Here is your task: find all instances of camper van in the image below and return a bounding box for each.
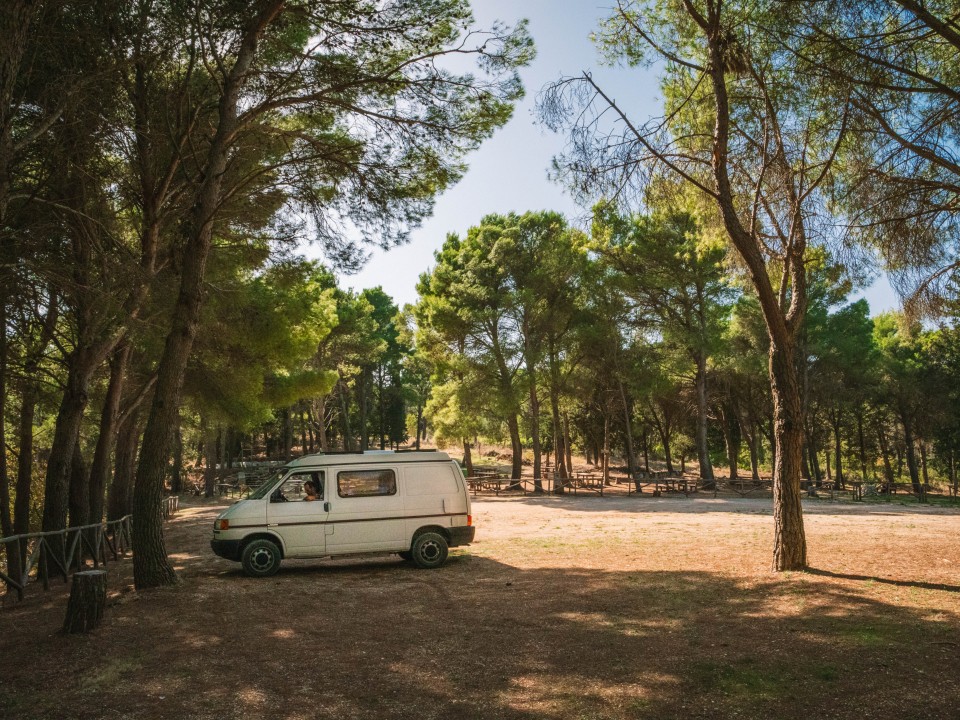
[210,451,474,577]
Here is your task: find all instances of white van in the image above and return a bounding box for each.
[210,451,474,577]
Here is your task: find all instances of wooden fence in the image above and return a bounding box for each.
[0,496,179,602]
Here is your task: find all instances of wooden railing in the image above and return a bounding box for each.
[0,496,179,602]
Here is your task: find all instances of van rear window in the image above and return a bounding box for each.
[337,469,397,498]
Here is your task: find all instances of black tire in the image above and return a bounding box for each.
[241,538,282,577]
[398,551,413,561]
[410,532,448,569]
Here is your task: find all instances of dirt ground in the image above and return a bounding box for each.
[2,493,959,720]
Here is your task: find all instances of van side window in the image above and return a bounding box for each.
[337,469,397,498]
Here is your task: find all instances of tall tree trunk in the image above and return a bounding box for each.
[918,440,929,487]
[694,353,714,482]
[618,379,637,481]
[282,408,292,461]
[13,377,37,574]
[313,401,328,452]
[170,418,183,494]
[950,448,957,497]
[721,403,739,482]
[900,407,921,494]
[750,424,761,482]
[358,369,369,451]
[769,339,807,570]
[506,412,523,482]
[0,298,12,585]
[522,334,543,491]
[808,435,822,485]
[41,359,96,536]
[856,412,868,481]
[107,409,140,520]
[833,412,844,489]
[88,342,130,525]
[462,439,474,477]
[602,411,610,484]
[642,427,650,473]
[68,440,89,529]
[133,3,284,589]
[337,380,353,451]
[203,425,217,498]
[563,412,573,475]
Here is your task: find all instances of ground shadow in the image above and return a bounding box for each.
[2,532,959,719]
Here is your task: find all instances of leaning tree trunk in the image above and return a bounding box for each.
[132,3,283,589]
[88,342,130,525]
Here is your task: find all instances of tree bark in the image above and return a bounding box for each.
[462,439,474,477]
[0,298,11,584]
[108,408,140,520]
[900,407,921,494]
[358,369,369,451]
[88,342,130,524]
[832,411,844,488]
[506,412,523,482]
[338,379,353,451]
[62,570,106,634]
[522,332,543,491]
[694,352,714,482]
[68,440,89,529]
[769,340,807,570]
[132,1,286,589]
[203,425,217,498]
[170,418,183,494]
[602,411,610,484]
[618,379,637,481]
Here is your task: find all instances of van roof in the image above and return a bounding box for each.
[287,450,451,468]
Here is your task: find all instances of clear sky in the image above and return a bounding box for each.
[326,0,899,315]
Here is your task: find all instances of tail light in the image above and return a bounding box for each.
[467,515,472,526]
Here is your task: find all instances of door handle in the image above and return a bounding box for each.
[324,501,330,512]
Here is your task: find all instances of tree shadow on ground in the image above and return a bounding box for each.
[2,540,959,720]
[501,493,960,518]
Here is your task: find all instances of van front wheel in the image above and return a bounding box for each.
[241,539,282,577]
[411,532,448,569]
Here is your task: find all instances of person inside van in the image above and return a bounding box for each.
[303,479,321,502]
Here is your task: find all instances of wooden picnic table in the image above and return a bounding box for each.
[722,478,773,497]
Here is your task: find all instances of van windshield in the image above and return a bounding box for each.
[247,470,288,500]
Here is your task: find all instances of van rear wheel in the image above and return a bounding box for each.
[410,532,448,569]
[241,539,282,577]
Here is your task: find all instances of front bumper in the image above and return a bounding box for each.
[211,538,243,561]
[448,526,476,547]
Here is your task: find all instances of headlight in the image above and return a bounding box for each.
[214,519,230,531]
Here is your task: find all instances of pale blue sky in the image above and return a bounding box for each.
[329,0,898,314]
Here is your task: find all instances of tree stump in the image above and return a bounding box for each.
[62,570,107,634]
